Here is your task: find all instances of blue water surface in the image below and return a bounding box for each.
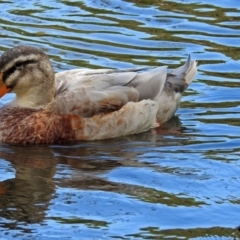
[0,0,240,239]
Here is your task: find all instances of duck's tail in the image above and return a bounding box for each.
[166,55,197,93]
[156,56,197,123]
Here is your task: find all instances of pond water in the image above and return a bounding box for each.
[0,0,240,239]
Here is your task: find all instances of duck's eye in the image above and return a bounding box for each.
[15,62,23,68]
[2,60,38,84]
[2,62,24,84]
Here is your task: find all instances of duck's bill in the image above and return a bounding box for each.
[0,73,10,98]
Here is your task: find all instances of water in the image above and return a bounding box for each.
[0,0,240,239]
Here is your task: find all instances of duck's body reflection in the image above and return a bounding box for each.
[0,147,57,228]
[0,116,184,229]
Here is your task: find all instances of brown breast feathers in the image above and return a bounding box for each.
[0,106,82,144]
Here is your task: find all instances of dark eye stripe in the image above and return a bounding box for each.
[2,66,16,84]
[2,60,37,87]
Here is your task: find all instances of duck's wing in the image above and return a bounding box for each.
[54,67,167,117]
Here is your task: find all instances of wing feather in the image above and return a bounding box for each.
[54,66,168,117]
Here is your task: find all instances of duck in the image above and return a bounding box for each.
[0,46,197,144]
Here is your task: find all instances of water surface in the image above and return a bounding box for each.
[0,0,240,239]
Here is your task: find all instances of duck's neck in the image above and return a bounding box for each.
[9,82,55,109]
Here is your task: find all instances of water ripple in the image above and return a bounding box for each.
[0,0,240,239]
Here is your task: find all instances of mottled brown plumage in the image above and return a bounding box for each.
[0,105,74,144]
[0,46,197,144]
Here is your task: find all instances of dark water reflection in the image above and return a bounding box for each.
[0,0,240,239]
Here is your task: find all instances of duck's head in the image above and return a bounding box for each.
[0,46,55,108]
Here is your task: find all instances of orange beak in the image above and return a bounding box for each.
[0,73,10,98]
